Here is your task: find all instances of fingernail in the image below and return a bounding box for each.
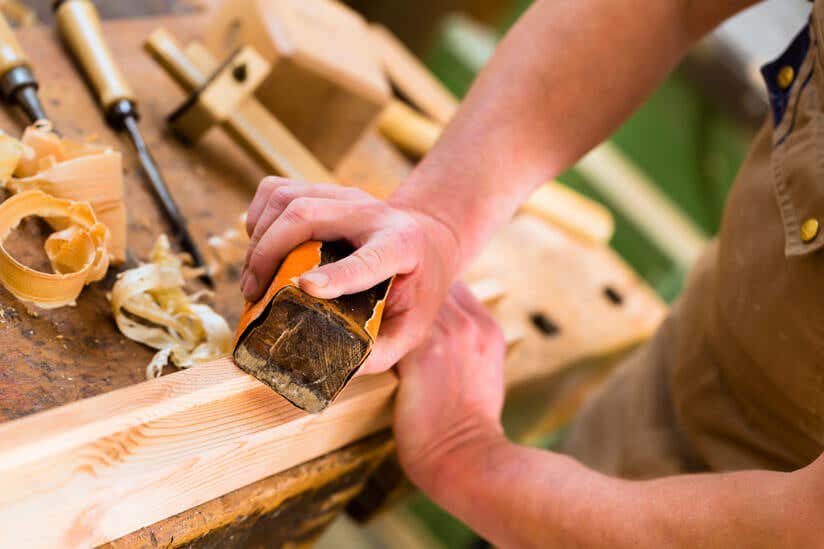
[242,271,258,298]
[301,271,329,288]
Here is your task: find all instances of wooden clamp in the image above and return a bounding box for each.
[145,29,392,413]
[168,45,271,144]
[145,28,332,183]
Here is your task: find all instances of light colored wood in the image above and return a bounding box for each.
[170,46,271,143]
[203,0,391,167]
[377,100,442,158]
[0,12,28,73]
[144,28,335,183]
[520,181,615,244]
[0,359,397,548]
[468,277,506,306]
[466,215,666,388]
[54,0,135,110]
[369,24,458,125]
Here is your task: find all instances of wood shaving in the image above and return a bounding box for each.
[110,235,232,379]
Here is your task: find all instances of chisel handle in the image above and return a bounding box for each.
[0,13,29,74]
[53,0,135,114]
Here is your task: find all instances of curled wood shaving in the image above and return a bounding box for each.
[0,190,110,308]
[111,235,232,379]
[7,125,127,262]
[0,126,126,308]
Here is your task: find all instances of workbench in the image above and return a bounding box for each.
[0,6,666,548]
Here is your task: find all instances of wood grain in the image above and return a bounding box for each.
[0,359,397,548]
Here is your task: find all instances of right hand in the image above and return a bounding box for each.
[242,177,461,374]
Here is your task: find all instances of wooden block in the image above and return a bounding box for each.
[204,0,391,168]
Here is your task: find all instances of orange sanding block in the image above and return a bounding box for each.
[233,240,391,413]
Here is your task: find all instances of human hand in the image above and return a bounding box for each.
[241,177,461,374]
[393,282,507,494]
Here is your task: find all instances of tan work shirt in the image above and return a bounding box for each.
[564,5,824,475]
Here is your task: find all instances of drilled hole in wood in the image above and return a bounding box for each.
[603,286,623,306]
[232,63,248,83]
[530,312,560,337]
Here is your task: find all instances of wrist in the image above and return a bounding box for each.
[402,420,509,499]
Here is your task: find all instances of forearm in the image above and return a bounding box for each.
[390,0,754,273]
[421,436,820,548]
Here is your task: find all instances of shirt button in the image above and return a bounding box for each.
[777,65,795,89]
[800,218,819,243]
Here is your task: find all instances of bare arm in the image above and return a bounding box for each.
[389,0,758,271]
[397,284,823,549]
[423,438,822,548]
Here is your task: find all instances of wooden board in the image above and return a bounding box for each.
[0,359,397,548]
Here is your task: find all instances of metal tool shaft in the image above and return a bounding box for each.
[122,114,212,286]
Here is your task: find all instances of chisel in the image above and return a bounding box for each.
[53,0,213,287]
[0,12,49,124]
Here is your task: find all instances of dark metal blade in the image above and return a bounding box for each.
[122,115,213,287]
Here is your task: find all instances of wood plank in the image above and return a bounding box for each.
[104,432,394,549]
[0,359,397,548]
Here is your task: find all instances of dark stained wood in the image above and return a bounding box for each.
[234,241,391,413]
[0,15,261,421]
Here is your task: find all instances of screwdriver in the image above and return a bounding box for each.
[53,0,213,287]
[0,12,49,124]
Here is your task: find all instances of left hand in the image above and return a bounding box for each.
[393,282,507,494]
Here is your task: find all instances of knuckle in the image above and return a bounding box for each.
[250,244,268,260]
[352,246,384,276]
[258,176,281,192]
[282,198,313,225]
[269,186,295,209]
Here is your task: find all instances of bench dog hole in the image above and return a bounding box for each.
[603,286,623,306]
[530,312,560,337]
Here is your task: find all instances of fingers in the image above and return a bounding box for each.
[242,198,368,301]
[245,177,366,238]
[299,232,415,299]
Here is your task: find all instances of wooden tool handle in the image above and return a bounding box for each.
[0,13,28,74]
[54,0,135,111]
[377,100,442,158]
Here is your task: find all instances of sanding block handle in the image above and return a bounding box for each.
[54,0,136,112]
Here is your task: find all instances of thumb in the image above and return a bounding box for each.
[299,235,408,299]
